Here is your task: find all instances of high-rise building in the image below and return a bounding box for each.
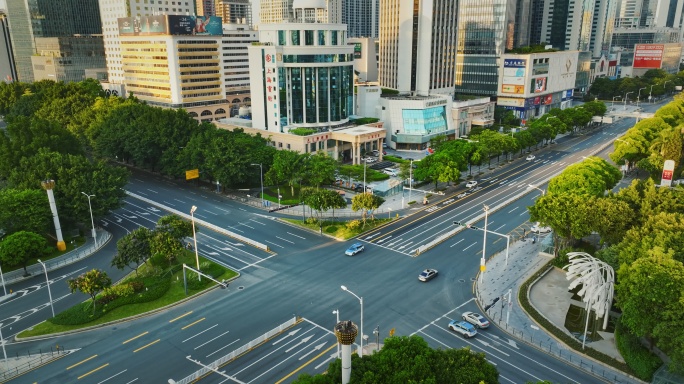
[217,0,253,26]
[196,0,216,16]
[343,0,379,38]
[0,10,17,83]
[378,0,458,96]
[31,36,106,82]
[221,24,259,116]
[453,0,517,96]
[98,0,195,95]
[5,0,102,82]
[259,0,340,24]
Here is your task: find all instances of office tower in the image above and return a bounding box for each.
[98,0,195,94]
[217,0,253,26]
[221,24,259,116]
[259,0,340,24]
[536,0,614,57]
[378,0,458,96]
[31,36,106,82]
[196,0,216,16]
[453,0,517,96]
[4,0,102,82]
[0,10,17,82]
[343,0,379,38]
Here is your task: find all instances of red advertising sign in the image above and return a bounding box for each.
[541,94,553,105]
[661,159,675,187]
[633,44,664,68]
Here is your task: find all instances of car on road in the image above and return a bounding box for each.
[462,311,490,328]
[448,320,477,338]
[418,268,438,282]
[383,168,398,176]
[530,222,551,233]
[526,154,536,161]
[345,243,365,256]
[465,180,478,188]
[457,192,467,198]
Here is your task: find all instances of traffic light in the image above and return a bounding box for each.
[484,297,500,311]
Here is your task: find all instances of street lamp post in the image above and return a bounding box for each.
[363,159,367,192]
[251,163,264,207]
[0,262,6,296]
[480,205,489,285]
[611,96,621,111]
[664,80,672,95]
[37,259,55,318]
[637,87,646,107]
[649,85,655,103]
[341,285,364,357]
[190,206,201,280]
[81,192,97,244]
[623,92,633,110]
[333,309,340,358]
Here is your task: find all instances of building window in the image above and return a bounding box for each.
[331,31,338,45]
[318,30,326,45]
[291,30,300,45]
[278,30,286,45]
[318,68,329,122]
[305,30,314,46]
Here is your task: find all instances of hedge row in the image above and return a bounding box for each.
[615,318,663,380]
[50,276,171,325]
[518,262,635,376]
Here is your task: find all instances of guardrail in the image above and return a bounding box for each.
[126,191,270,252]
[0,347,73,382]
[1,230,111,286]
[170,317,298,384]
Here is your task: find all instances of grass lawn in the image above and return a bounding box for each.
[18,252,237,338]
[262,186,301,205]
[282,218,393,240]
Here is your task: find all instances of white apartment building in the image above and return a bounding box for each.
[259,0,341,24]
[378,0,458,96]
[221,24,259,116]
[98,0,195,95]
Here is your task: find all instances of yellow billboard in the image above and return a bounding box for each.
[185,169,199,180]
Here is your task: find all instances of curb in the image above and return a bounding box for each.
[14,275,240,342]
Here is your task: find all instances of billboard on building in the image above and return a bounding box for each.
[633,44,664,68]
[353,43,362,59]
[532,77,547,93]
[497,97,524,107]
[502,59,527,94]
[118,15,222,36]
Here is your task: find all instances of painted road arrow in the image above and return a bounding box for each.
[298,342,327,360]
[476,339,510,356]
[286,335,314,353]
[272,328,301,345]
[315,352,339,370]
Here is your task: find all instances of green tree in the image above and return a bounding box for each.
[303,152,338,187]
[112,227,152,275]
[528,193,595,249]
[548,157,622,196]
[67,269,112,314]
[589,197,635,246]
[614,212,684,266]
[0,81,30,115]
[581,100,608,116]
[156,215,194,241]
[351,193,385,225]
[0,189,52,237]
[302,188,347,222]
[150,215,193,265]
[0,231,48,275]
[614,179,684,228]
[266,150,304,195]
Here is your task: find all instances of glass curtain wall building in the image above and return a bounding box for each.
[454,0,516,96]
[343,0,379,38]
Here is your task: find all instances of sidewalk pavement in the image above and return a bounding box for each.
[476,238,642,384]
[0,348,75,382]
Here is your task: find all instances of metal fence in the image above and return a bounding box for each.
[171,317,298,384]
[0,346,71,382]
[2,230,111,286]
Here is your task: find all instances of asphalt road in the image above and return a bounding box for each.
[2,101,666,384]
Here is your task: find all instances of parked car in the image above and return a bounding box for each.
[383,168,398,177]
[418,268,438,282]
[462,311,490,329]
[466,180,478,188]
[345,243,365,256]
[382,143,388,149]
[457,192,467,199]
[448,320,477,338]
[526,154,536,161]
[530,222,551,233]
[372,150,380,156]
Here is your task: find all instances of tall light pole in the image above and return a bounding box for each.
[190,206,200,280]
[333,309,340,358]
[623,92,633,110]
[37,259,55,318]
[341,285,364,357]
[409,159,413,205]
[480,205,489,285]
[251,163,264,207]
[0,262,6,296]
[649,85,655,103]
[637,87,646,107]
[611,96,621,111]
[363,159,367,192]
[664,80,672,96]
[81,192,96,244]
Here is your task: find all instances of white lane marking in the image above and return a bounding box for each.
[228,226,244,233]
[241,223,255,229]
[194,330,230,350]
[519,209,529,216]
[250,219,266,226]
[287,232,306,240]
[183,324,219,343]
[239,208,247,211]
[174,198,187,204]
[507,207,518,213]
[97,369,128,384]
[493,224,506,231]
[285,335,314,353]
[298,342,327,360]
[450,239,464,248]
[205,210,219,215]
[463,243,476,251]
[146,189,158,194]
[134,178,145,183]
[377,235,392,243]
[276,236,295,244]
[196,213,207,219]
[215,207,230,213]
[398,241,413,250]
[163,201,175,206]
[265,240,284,248]
[315,352,339,370]
[137,191,147,196]
[476,339,510,356]
[206,338,241,358]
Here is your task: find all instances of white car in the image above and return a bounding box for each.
[530,222,551,233]
[462,311,490,329]
[526,154,536,161]
[383,169,398,177]
[465,180,478,188]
